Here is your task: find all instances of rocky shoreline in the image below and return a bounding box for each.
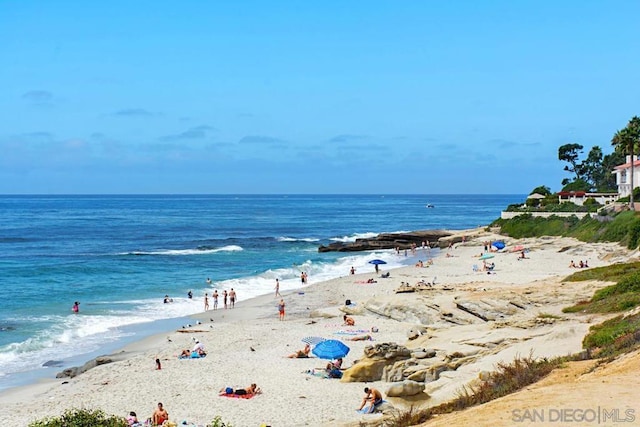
[318,230,455,252]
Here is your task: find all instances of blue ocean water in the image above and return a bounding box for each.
[0,194,520,391]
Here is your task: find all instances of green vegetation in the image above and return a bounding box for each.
[210,415,234,427]
[492,210,640,249]
[582,312,640,358]
[562,261,640,314]
[380,354,567,427]
[27,409,237,427]
[28,409,128,427]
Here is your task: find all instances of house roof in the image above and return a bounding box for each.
[527,193,546,199]
[614,160,640,170]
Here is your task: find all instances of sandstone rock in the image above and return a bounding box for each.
[413,348,436,359]
[342,343,412,383]
[386,380,426,397]
[341,359,389,383]
[383,359,417,382]
[407,370,427,382]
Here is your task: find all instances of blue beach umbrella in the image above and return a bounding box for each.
[368,259,387,265]
[492,241,506,250]
[312,339,350,360]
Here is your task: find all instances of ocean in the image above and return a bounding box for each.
[0,194,521,391]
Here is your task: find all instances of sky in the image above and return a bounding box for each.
[1,1,639,194]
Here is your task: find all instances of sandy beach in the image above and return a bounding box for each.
[1,229,636,427]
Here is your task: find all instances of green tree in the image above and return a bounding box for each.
[561,178,590,192]
[581,146,604,191]
[600,151,625,191]
[530,186,551,196]
[612,116,640,210]
[559,143,585,186]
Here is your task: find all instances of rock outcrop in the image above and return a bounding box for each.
[56,355,114,379]
[318,230,452,252]
[341,343,412,382]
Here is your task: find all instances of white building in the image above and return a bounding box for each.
[613,155,640,198]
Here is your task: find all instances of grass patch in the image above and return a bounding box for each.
[582,312,640,357]
[562,261,640,314]
[537,313,561,319]
[563,261,640,283]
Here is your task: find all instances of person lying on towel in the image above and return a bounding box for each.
[219,383,261,396]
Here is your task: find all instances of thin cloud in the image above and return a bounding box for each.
[238,135,286,145]
[329,134,367,143]
[22,90,53,103]
[112,108,159,117]
[158,125,215,141]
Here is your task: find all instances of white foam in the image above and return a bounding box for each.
[277,236,320,242]
[329,232,378,243]
[123,245,243,256]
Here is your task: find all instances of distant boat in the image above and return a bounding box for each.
[426,204,435,208]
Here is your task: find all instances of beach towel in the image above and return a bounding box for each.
[179,352,206,359]
[357,400,386,414]
[219,392,256,399]
[333,329,369,335]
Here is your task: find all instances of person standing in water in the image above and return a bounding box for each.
[72,301,80,313]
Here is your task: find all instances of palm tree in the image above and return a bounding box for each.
[612,116,640,210]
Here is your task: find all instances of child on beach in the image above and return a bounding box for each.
[278,299,285,320]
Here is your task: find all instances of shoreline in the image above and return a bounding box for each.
[2,228,633,426]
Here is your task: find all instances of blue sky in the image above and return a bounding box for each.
[1,1,639,194]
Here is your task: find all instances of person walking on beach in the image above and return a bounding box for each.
[204,293,209,311]
[275,278,281,297]
[229,288,236,308]
[278,299,285,320]
[213,290,219,310]
[223,290,228,309]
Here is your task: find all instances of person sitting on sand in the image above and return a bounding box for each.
[152,402,168,426]
[325,362,343,378]
[287,343,311,358]
[366,278,376,283]
[343,315,355,326]
[415,260,424,267]
[358,387,383,413]
[331,357,343,370]
[220,383,261,396]
[569,260,576,268]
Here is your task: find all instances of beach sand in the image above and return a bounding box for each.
[1,230,636,427]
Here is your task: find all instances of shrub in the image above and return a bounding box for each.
[582,312,640,355]
[28,409,128,427]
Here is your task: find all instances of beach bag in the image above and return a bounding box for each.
[345,299,351,306]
